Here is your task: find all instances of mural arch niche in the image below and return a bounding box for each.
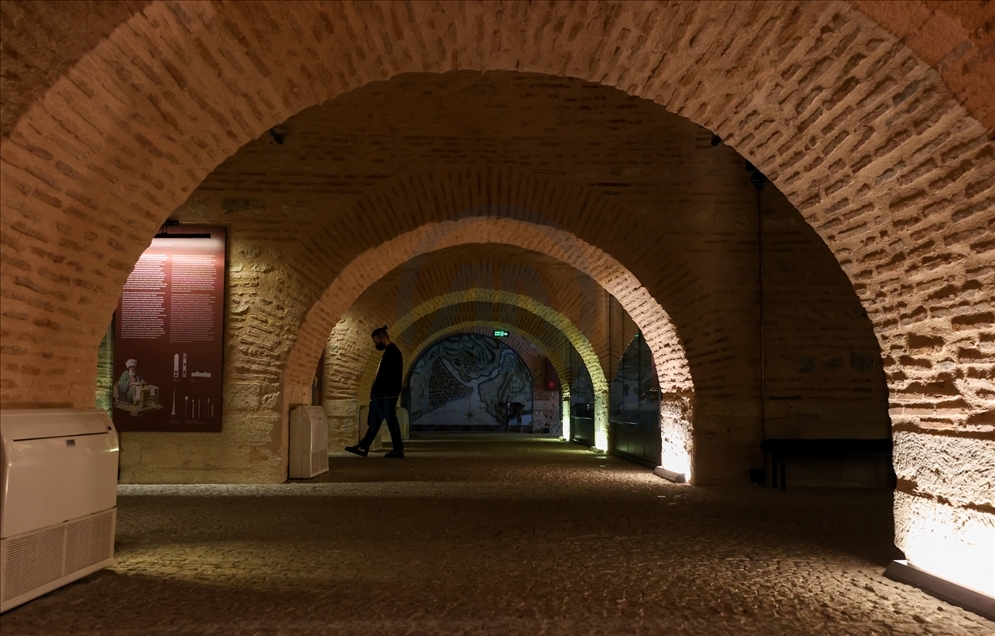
[406,333,533,434]
[357,291,608,408]
[322,241,610,446]
[403,321,576,438]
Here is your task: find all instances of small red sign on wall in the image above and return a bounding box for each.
[545,358,560,392]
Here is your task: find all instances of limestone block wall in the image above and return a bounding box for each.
[118,233,312,483]
[323,398,359,451]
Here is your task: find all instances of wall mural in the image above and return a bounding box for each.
[409,334,533,431]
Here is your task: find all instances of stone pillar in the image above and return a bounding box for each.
[660,392,694,480]
[594,389,609,451]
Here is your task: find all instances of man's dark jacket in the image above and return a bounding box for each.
[371,342,403,397]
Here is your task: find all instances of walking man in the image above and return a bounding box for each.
[346,326,405,458]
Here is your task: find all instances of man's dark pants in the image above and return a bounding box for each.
[360,394,404,453]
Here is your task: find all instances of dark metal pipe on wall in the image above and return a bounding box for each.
[748,163,769,442]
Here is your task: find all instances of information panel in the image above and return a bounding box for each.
[113,226,225,432]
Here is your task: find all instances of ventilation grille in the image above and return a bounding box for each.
[1,525,65,602]
[312,449,328,474]
[1,508,115,604]
[65,510,115,574]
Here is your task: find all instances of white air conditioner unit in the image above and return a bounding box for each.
[289,406,329,478]
[0,408,119,613]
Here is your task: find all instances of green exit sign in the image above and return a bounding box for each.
[493,330,509,337]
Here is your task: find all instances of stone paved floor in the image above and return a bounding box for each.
[2,438,991,635]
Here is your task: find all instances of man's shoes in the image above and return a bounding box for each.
[345,445,368,457]
[384,450,404,459]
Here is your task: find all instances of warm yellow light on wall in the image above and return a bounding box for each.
[594,391,609,452]
[659,396,694,483]
[661,443,691,482]
[896,492,995,599]
[561,398,571,441]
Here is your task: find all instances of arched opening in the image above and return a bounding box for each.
[405,333,534,435]
[610,334,662,468]
[399,321,574,438]
[110,71,901,492]
[355,291,610,405]
[285,216,691,476]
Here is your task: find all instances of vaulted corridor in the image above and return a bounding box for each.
[1,438,987,635]
[1,0,993,629]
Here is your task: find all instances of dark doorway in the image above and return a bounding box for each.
[569,348,595,446]
[610,334,661,467]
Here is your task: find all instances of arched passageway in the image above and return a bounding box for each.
[2,0,991,603]
[363,296,605,398]
[289,216,690,471]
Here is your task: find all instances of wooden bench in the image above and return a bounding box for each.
[761,438,892,490]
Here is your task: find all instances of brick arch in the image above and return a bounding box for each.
[356,290,610,399]
[287,215,692,466]
[2,3,991,141]
[358,296,608,440]
[321,312,580,450]
[319,241,614,404]
[2,0,990,414]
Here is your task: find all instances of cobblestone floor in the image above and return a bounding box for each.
[2,438,991,635]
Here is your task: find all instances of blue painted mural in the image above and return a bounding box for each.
[409,334,533,431]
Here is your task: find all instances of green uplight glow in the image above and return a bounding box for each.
[493,330,509,337]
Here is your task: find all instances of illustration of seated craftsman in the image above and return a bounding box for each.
[114,358,162,415]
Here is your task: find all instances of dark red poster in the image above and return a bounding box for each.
[113,226,225,432]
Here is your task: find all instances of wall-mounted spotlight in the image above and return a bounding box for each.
[711,134,722,147]
[745,161,768,191]
[269,128,285,145]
